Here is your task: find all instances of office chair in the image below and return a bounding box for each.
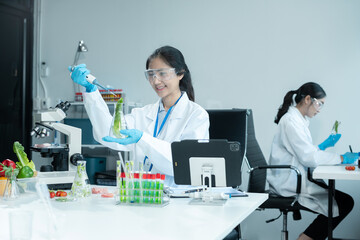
[207,109,248,240]
[207,108,309,240]
[245,109,313,240]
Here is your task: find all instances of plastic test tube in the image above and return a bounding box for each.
[120,172,126,203]
[116,161,121,188]
[142,174,149,203]
[149,174,156,204]
[134,172,140,203]
[155,173,161,204]
[159,174,165,204]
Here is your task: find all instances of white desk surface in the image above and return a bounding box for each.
[313,165,360,181]
[0,192,268,240]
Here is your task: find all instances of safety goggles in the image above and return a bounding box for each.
[311,97,324,110]
[144,68,177,83]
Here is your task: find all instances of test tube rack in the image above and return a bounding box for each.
[115,161,168,207]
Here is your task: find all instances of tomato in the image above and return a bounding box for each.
[0,159,17,177]
[345,166,355,171]
[56,191,62,197]
[60,191,67,197]
[50,191,55,198]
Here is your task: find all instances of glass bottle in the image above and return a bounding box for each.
[71,161,91,199]
[109,97,127,138]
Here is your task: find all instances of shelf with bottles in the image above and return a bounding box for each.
[74,89,124,102]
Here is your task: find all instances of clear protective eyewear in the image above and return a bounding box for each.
[311,97,324,110]
[144,68,177,83]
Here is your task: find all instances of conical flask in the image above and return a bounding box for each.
[109,98,127,138]
[71,160,91,199]
[3,175,20,200]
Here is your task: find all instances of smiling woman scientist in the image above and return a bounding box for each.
[267,82,357,240]
[69,46,209,186]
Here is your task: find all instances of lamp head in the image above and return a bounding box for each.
[77,40,88,52]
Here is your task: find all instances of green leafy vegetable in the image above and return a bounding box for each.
[112,98,124,138]
[13,141,36,171]
[332,120,341,134]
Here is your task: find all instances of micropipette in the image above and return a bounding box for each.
[70,67,116,96]
[84,74,117,96]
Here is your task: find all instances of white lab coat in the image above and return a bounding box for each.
[267,106,341,217]
[83,90,209,186]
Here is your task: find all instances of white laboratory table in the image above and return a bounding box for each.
[0,191,268,240]
[313,165,360,240]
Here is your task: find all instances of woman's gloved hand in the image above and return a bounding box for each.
[68,64,97,92]
[341,152,359,164]
[102,129,143,145]
[318,134,341,150]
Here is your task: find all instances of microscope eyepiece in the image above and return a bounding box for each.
[55,101,71,113]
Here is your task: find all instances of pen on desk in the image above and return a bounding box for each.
[349,145,353,153]
[184,188,207,194]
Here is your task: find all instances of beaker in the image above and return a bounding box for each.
[109,98,127,138]
[70,160,91,199]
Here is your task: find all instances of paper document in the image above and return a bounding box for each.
[166,186,247,198]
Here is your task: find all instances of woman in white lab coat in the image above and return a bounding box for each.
[69,46,209,186]
[267,82,356,240]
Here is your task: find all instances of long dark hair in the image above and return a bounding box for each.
[274,82,326,124]
[146,46,195,101]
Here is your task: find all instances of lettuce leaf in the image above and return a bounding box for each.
[13,141,36,171]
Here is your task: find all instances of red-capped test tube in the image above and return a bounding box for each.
[142,173,149,203]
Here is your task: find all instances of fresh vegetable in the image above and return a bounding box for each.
[50,191,55,198]
[17,166,34,178]
[13,141,36,172]
[0,159,17,177]
[112,98,124,138]
[345,166,355,171]
[2,159,16,169]
[55,197,68,202]
[332,120,341,134]
[55,190,67,197]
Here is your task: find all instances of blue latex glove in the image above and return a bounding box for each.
[102,129,143,145]
[341,152,359,164]
[318,134,341,150]
[68,64,97,92]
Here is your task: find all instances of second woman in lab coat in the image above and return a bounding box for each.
[267,82,356,240]
[70,46,209,186]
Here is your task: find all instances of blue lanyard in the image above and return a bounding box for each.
[144,93,183,171]
[153,94,183,137]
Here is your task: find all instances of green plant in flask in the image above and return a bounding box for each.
[110,98,127,138]
[71,161,91,199]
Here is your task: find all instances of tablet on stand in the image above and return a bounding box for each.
[171,139,243,205]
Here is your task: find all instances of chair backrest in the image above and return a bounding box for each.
[245,109,268,193]
[206,109,248,185]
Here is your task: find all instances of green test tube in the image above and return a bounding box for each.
[120,172,126,202]
[142,173,149,203]
[149,174,156,204]
[159,174,165,204]
[134,172,140,203]
[155,173,161,204]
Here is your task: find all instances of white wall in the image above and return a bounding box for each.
[34,0,360,239]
